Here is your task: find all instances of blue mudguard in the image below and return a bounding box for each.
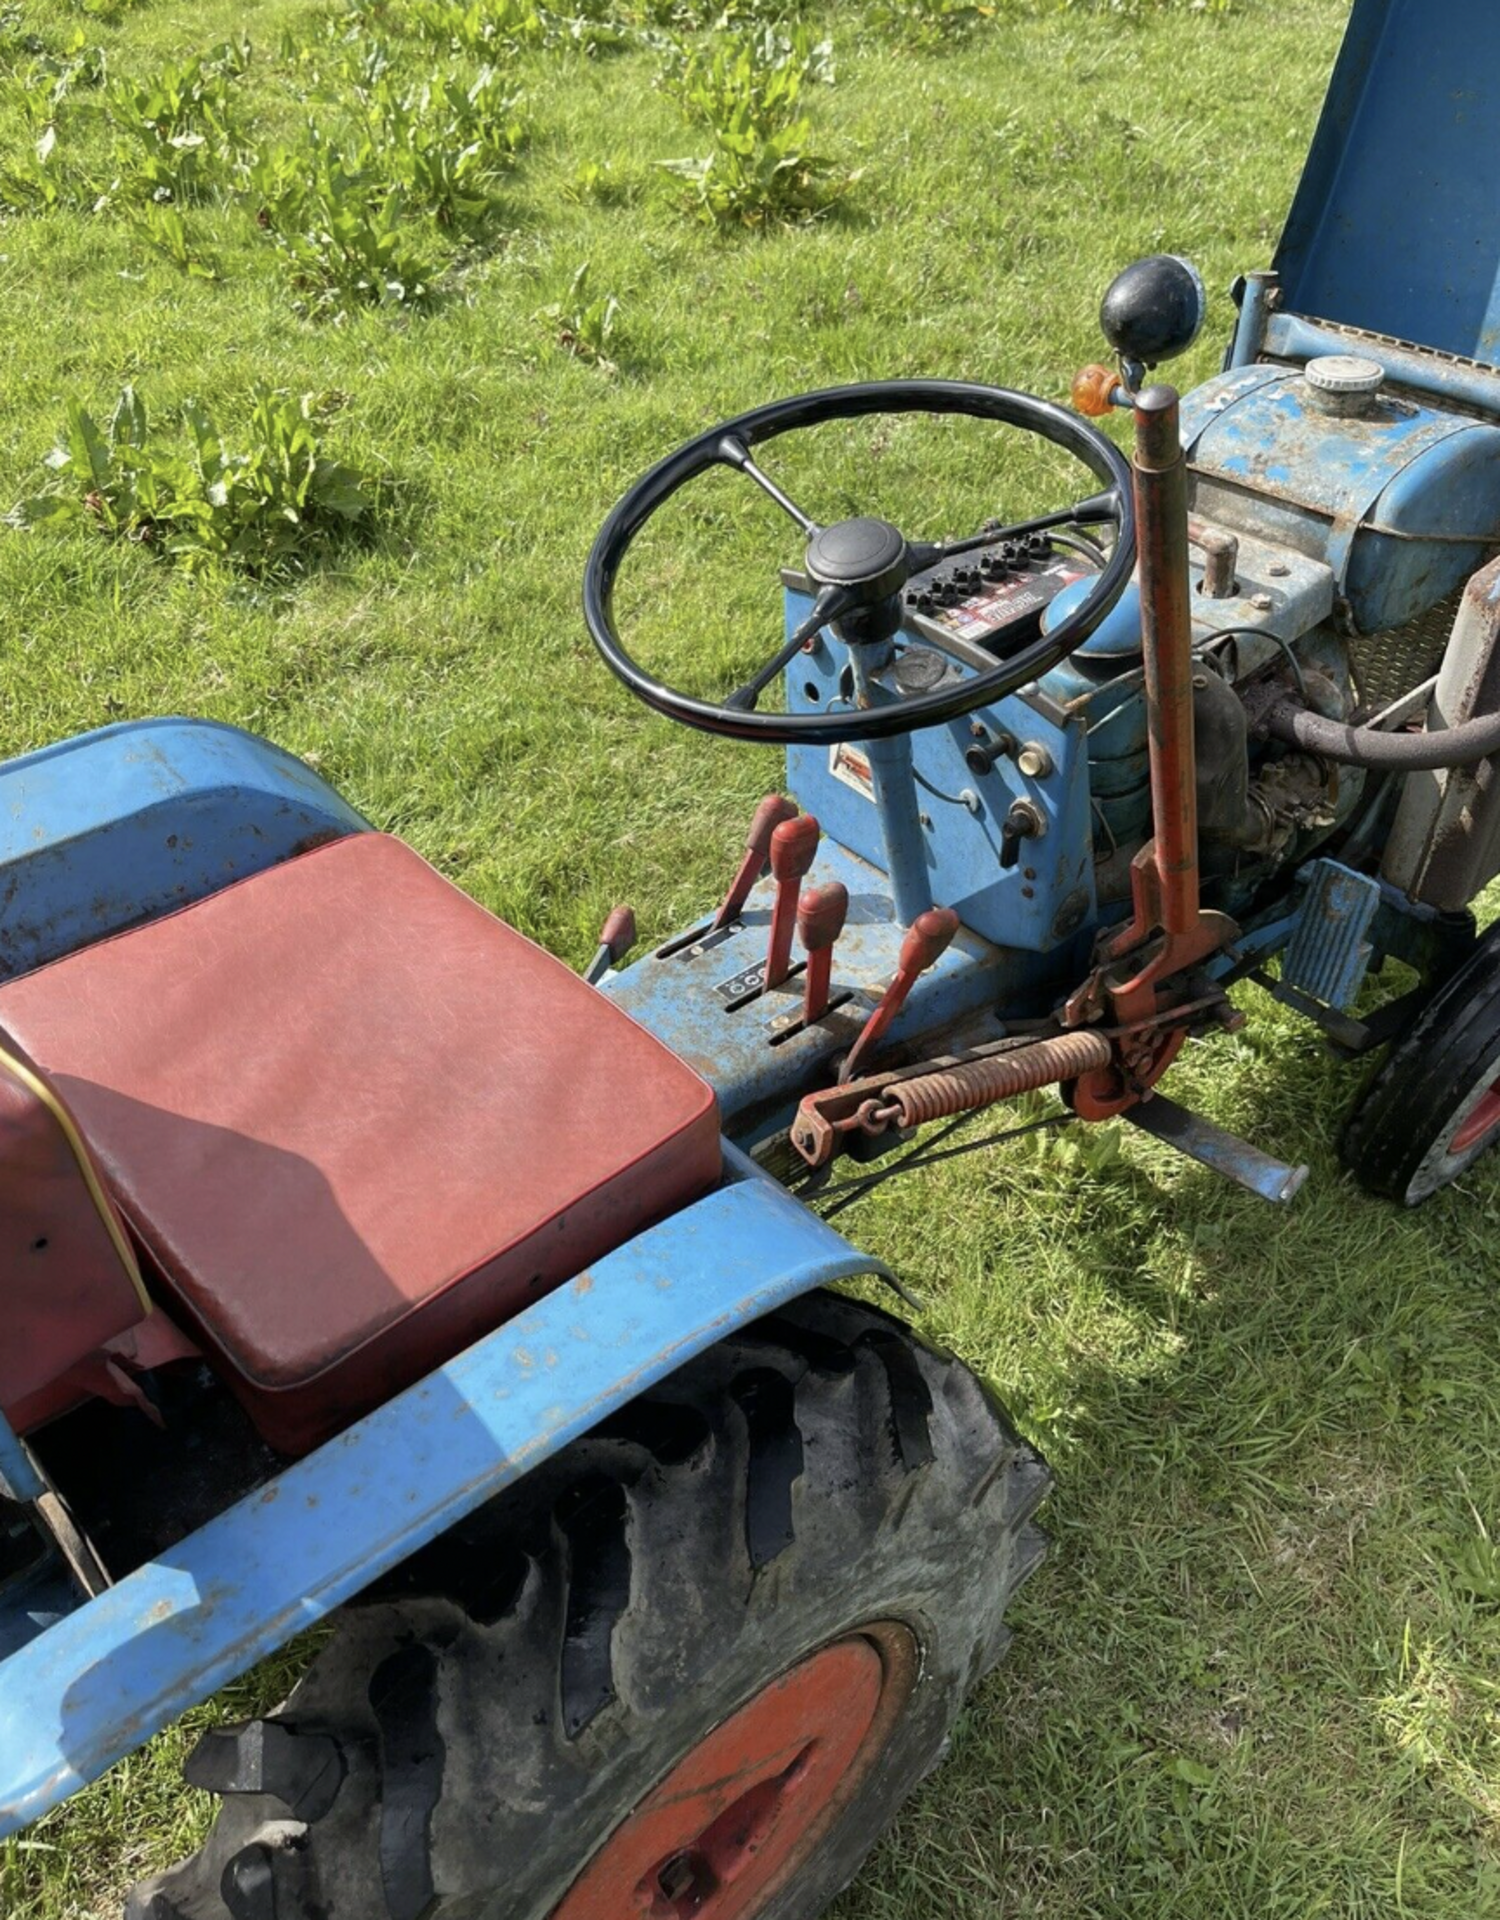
[0,719,368,978]
[0,1149,888,1838]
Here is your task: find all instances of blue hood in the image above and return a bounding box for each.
[1274,0,1499,368]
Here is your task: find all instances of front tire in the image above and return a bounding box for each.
[127,1291,1050,1920]
[1342,921,1500,1204]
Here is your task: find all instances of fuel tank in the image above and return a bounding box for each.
[1180,360,1500,635]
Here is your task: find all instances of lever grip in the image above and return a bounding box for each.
[898,906,959,977]
[838,904,961,1083]
[746,793,798,863]
[797,882,848,954]
[769,813,820,882]
[597,904,637,963]
[713,794,799,930]
[765,815,821,990]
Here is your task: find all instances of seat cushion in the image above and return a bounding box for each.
[0,834,720,1455]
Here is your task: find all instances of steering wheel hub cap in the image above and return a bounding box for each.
[805,516,909,598]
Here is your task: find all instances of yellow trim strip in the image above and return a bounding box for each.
[0,1042,152,1316]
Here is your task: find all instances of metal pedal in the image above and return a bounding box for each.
[1281,858,1382,1009]
[1123,1092,1307,1203]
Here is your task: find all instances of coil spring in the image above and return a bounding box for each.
[884,1030,1112,1129]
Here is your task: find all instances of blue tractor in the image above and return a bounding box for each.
[4,0,1500,1911]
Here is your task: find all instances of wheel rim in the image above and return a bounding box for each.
[1448,1074,1500,1155]
[550,1623,918,1920]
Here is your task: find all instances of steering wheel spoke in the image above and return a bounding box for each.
[725,585,855,712]
[717,435,821,536]
[905,489,1123,571]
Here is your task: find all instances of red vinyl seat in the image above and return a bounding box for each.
[0,834,720,1455]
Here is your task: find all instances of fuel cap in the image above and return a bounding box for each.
[1304,354,1385,396]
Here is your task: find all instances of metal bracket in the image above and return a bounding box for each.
[1123,1093,1307,1203]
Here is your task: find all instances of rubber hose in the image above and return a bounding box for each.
[1263,695,1500,771]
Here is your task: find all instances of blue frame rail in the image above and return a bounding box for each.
[0,1156,887,1838]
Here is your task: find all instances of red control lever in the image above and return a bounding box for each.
[584,903,638,984]
[765,814,821,989]
[839,906,960,1082]
[713,793,799,931]
[797,881,848,1025]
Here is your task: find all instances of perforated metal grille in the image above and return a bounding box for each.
[1349,587,1463,714]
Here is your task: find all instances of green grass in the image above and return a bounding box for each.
[5,0,1500,1914]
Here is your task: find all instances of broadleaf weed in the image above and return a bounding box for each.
[658,23,855,226]
[538,261,621,370]
[105,41,251,204]
[250,134,448,316]
[125,200,220,277]
[8,384,373,576]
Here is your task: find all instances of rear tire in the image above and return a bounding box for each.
[126,1290,1049,1920]
[1342,920,1500,1204]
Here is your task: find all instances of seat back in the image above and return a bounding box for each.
[0,1036,151,1434]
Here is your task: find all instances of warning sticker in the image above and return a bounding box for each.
[932,564,1089,642]
[829,741,875,800]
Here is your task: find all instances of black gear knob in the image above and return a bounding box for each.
[1099,254,1206,368]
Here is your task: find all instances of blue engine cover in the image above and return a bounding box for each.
[1181,364,1500,635]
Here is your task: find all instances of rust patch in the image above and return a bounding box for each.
[289,826,347,859]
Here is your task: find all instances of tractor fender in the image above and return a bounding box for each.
[0,718,368,978]
[0,1147,888,1839]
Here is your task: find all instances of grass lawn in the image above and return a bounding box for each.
[5,0,1500,1913]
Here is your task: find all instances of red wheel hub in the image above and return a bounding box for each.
[1450,1075,1500,1155]
[551,1625,915,1920]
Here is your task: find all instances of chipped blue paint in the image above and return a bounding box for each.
[604,833,1015,1144]
[0,1151,887,1838]
[1183,365,1500,633]
[0,720,368,979]
[1259,313,1500,424]
[784,590,1097,958]
[1281,861,1383,1011]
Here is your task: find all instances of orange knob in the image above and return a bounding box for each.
[1072,363,1125,418]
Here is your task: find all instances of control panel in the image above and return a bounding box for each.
[901,533,1097,655]
[783,574,1098,961]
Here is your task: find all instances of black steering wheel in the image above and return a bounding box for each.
[582,379,1136,747]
